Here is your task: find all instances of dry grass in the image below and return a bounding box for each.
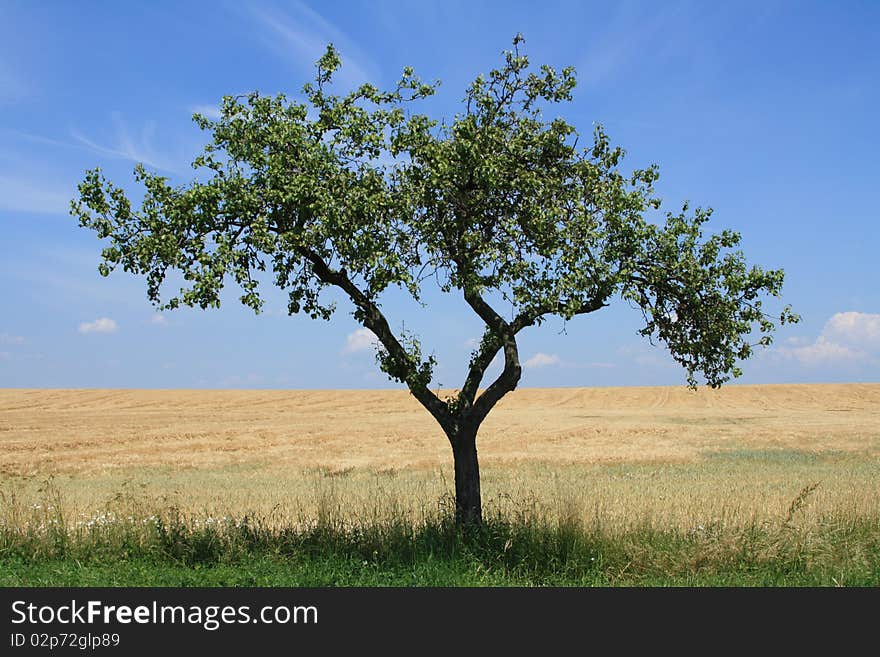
[1,384,878,532]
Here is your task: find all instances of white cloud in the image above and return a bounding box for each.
[0,333,24,344]
[343,328,378,354]
[464,337,479,349]
[823,312,880,348]
[524,352,560,368]
[778,336,863,366]
[150,313,168,326]
[78,318,118,334]
[776,311,879,366]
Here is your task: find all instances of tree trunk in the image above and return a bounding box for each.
[450,425,482,526]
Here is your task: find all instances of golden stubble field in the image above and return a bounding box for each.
[1,384,879,530]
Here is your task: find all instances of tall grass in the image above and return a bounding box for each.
[2,478,878,586]
[5,454,879,532]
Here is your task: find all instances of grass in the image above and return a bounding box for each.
[4,453,879,535]
[2,482,879,586]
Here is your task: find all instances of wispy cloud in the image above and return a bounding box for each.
[776,311,879,366]
[246,2,376,88]
[525,352,560,368]
[0,174,74,215]
[342,327,378,354]
[149,313,168,326]
[4,126,185,179]
[1,129,73,149]
[71,113,183,174]
[78,317,118,334]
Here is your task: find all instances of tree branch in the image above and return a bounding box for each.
[297,246,452,430]
[462,289,521,424]
[460,295,609,421]
[512,296,609,332]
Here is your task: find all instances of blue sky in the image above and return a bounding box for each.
[1,0,878,389]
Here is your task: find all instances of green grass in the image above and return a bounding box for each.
[702,448,840,465]
[2,510,878,586]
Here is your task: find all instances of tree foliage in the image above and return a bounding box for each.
[72,35,797,437]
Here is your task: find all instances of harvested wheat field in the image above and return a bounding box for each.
[1,384,879,530]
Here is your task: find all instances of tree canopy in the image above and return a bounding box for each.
[71,36,798,523]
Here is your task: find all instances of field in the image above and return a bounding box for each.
[2,384,879,585]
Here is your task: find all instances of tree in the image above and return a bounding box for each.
[71,36,798,525]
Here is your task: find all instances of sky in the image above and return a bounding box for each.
[1,0,878,390]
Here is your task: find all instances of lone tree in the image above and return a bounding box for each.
[72,37,797,525]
